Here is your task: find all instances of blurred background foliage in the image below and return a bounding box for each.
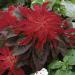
[0,0,31,8]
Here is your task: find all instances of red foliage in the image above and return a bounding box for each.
[0,6,17,31]
[14,2,66,49]
[0,2,75,73]
[0,48,25,75]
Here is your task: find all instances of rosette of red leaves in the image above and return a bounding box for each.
[0,2,75,74]
[0,48,25,75]
[0,6,26,75]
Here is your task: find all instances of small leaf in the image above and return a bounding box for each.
[48,60,63,69]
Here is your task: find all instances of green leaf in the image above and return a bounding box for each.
[0,0,2,2]
[68,56,75,65]
[48,60,63,69]
[31,0,56,7]
[66,49,75,56]
[16,0,26,5]
[52,0,66,15]
[8,0,15,4]
[48,70,56,75]
[70,0,75,4]
[55,70,75,75]
[55,70,65,75]
[63,56,69,63]
[63,49,75,65]
[31,0,45,5]
[63,49,75,61]
[16,0,31,7]
[30,73,35,75]
[55,0,61,4]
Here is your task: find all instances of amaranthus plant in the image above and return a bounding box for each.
[0,0,75,75]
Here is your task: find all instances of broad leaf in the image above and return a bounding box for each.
[66,49,75,56]
[55,70,74,75]
[48,60,63,69]
[63,49,75,65]
[68,56,75,65]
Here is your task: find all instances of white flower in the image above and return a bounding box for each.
[61,0,75,17]
[34,68,48,75]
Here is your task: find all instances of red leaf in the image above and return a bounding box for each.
[8,69,25,75]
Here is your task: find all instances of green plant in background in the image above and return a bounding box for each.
[0,0,15,8]
[16,0,31,7]
[69,0,75,4]
[0,0,31,9]
[31,0,75,17]
[48,49,75,75]
[31,0,47,8]
[52,0,66,15]
[31,0,46,5]
[31,0,66,15]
